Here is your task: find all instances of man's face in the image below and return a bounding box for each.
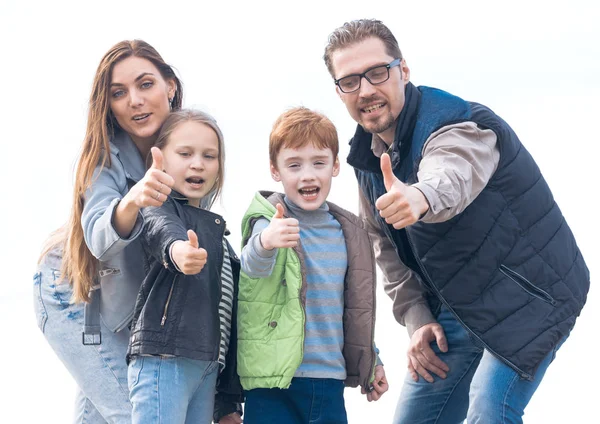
[331,37,409,143]
[271,144,340,211]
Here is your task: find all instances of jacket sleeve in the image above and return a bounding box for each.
[141,200,188,273]
[358,190,436,336]
[82,154,145,262]
[412,122,499,223]
[240,218,278,277]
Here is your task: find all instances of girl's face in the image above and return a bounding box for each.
[161,121,220,207]
[109,56,175,148]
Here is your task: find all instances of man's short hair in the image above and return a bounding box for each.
[269,107,339,167]
[323,19,403,78]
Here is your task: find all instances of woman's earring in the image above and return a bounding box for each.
[168,97,173,110]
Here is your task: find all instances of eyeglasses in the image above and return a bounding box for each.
[334,58,401,94]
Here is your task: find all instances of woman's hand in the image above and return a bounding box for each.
[126,147,174,208]
[113,147,174,237]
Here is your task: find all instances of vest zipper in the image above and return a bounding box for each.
[161,275,177,326]
[403,228,533,381]
[500,265,557,305]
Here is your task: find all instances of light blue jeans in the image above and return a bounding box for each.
[33,261,132,423]
[394,306,566,424]
[128,356,219,424]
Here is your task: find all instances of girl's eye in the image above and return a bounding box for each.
[178,152,190,157]
[204,154,216,160]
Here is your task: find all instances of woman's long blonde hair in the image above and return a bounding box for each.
[49,40,183,303]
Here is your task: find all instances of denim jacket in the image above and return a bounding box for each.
[81,130,148,332]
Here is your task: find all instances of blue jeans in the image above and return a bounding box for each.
[128,356,219,424]
[33,262,132,423]
[244,377,347,424]
[394,306,566,424]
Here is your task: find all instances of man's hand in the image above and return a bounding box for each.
[361,365,389,402]
[218,412,243,424]
[375,153,429,229]
[407,323,449,383]
[260,203,300,250]
[171,229,208,275]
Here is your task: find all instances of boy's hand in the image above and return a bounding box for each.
[171,229,208,275]
[260,203,300,250]
[362,365,389,402]
[218,412,243,423]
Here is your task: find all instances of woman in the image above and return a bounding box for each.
[33,40,239,423]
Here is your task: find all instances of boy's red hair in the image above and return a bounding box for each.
[269,107,339,167]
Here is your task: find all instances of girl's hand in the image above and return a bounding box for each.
[260,203,300,250]
[171,230,208,275]
[125,147,174,209]
[218,412,243,424]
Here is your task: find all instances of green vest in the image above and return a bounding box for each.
[237,191,378,391]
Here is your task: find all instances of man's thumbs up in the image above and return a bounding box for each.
[273,203,285,219]
[375,153,429,229]
[380,153,398,192]
[150,146,164,170]
[187,229,199,248]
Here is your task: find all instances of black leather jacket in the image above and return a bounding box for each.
[127,192,243,420]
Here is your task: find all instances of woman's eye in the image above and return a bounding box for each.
[141,81,153,89]
[112,90,125,98]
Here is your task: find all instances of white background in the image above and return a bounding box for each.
[1,0,598,422]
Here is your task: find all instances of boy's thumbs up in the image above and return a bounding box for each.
[273,203,285,219]
[150,146,164,170]
[187,229,199,248]
[380,153,397,192]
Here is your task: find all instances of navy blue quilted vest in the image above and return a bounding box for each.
[350,85,589,379]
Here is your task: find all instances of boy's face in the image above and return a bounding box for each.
[271,144,340,211]
[161,121,220,207]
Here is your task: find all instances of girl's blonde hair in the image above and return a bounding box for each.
[152,109,225,210]
[54,40,183,303]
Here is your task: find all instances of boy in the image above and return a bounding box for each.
[238,107,387,424]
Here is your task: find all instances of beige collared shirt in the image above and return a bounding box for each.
[359,122,499,335]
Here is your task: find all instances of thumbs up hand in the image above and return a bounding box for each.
[126,147,175,209]
[375,153,429,229]
[260,203,301,250]
[171,229,209,275]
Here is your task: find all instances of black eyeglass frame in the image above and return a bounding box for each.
[334,58,402,93]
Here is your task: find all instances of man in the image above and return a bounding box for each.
[323,19,589,423]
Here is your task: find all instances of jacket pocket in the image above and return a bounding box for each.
[500,265,557,306]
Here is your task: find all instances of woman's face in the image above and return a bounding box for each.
[109,56,175,147]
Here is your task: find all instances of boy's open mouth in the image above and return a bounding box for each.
[299,187,319,198]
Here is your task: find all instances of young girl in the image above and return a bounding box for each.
[126,109,243,424]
